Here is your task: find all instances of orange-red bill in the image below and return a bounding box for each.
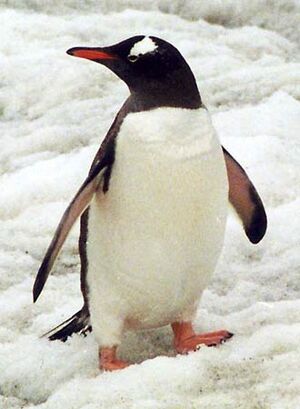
[67,47,117,61]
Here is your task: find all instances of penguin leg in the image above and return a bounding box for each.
[99,346,130,371]
[90,310,130,371]
[171,322,233,354]
[95,325,130,371]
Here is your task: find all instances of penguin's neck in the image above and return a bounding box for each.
[128,71,202,111]
[131,89,201,111]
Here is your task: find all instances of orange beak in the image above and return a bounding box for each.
[66,47,118,61]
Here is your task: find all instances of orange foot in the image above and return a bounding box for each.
[172,322,233,354]
[99,346,130,371]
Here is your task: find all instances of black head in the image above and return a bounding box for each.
[67,35,201,110]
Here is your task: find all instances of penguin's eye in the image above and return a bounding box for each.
[128,54,139,63]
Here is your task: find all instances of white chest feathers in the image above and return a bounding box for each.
[119,107,216,159]
[87,107,228,347]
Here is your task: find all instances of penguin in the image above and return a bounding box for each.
[33,35,267,371]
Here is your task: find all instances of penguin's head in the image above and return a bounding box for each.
[67,35,201,109]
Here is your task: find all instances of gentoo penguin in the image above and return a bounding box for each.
[33,36,267,371]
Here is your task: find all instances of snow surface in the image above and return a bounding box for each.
[0,2,300,409]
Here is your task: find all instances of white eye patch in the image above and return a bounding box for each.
[129,36,158,57]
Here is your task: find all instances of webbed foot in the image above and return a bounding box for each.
[172,322,233,354]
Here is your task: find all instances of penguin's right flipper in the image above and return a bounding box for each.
[33,161,107,303]
[222,147,267,244]
[32,101,128,305]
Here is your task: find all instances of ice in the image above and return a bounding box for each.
[0,2,299,408]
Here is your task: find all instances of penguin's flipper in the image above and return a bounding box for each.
[33,163,105,303]
[32,101,128,305]
[222,147,267,244]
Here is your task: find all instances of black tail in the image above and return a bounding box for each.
[42,306,91,342]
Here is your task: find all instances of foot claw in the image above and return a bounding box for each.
[99,347,130,371]
[100,359,130,371]
[175,330,233,354]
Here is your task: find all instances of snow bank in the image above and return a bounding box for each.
[4,0,300,44]
[0,2,299,409]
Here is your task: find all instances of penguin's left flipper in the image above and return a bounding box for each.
[222,147,267,244]
[32,161,106,303]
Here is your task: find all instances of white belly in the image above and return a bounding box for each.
[86,107,228,346]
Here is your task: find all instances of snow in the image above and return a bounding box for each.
[0,1,299,409]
